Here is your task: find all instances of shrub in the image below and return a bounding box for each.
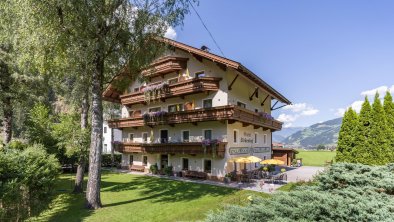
[206,163,394,222]
[101,154,122,167]
[150,164,159,174]
[164,165,173,176]
[0,144,60,221]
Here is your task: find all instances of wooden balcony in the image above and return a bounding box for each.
[141,56,188,78]
[115,142,227,158]
[108,105,283,131]
[120,77,222,106]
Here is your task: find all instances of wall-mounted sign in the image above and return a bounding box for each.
[229,147,270,155]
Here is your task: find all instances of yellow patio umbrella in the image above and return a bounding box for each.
[260,159,285,165]
[235,156,262,163]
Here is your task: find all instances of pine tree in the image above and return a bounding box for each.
[352,97,372,164]
[336,108,358,162]
[383,91,394,163]
[369,93,390,165]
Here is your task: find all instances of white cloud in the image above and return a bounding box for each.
[301,109,319,116]
[277,114,299,123]
[283,103,307,112]
[350,100,364,113]
[335,108,346,117]
[164,26,177,40]
[361,85,394,98]
[283,123,293,128]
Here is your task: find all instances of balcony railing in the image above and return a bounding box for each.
[114,141,227,158]
[108,105,283,131]
[141,56,188,78]
[119,77,222,106]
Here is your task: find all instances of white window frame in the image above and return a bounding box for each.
[128,133,134,142]
[233,129,239,144]
[142,132,148,143]
[181,157,189,170]
[167,103,183,113]
[202,158,212,174]
[202,98,213,108]
[202,129,213,140]
[104,127,107,134]
[254,132,258,144]
[237,100,246,109]
[182,130,190,142]
[263,134,268,145]
[142,155,148,166]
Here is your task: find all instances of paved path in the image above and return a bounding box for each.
[285,166,325,182]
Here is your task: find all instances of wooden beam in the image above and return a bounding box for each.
[261,95,269,106]
[192,122,198,126]
[192,54,203,62]
[215,62,227,72]
[249,87,258,101]
[228,120,236,124]
[271,100,279,110]
[272,104,287,111]
[254,125,260,129]
[228,74,239,90]
[242,123,250,127]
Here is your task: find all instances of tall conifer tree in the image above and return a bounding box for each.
[352,97,372,164]
[369,93,390,165]
[383,91,394,162]
[336,108,358,162]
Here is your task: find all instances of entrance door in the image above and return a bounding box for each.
[160,130,168,143]
[161,154,168,169]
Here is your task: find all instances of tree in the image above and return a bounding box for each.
[383,91,394,162]
[336,108,358,162]
[352,96,372,164]
[368,93,390,165]
[316,144,326,151]
[52,113,90,193]
[19,0,193,209]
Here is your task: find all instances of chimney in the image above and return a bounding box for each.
[200,45,210,52]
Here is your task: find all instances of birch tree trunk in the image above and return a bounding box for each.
[85,41,104,209]
[73,90,89,193]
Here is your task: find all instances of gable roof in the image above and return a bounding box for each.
[103,38,291,105]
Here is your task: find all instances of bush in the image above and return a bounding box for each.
[150,164,159,174]
[0,144,60,221]
[101,154,122,167]
[164,165,173,176]
[206,163,394,222]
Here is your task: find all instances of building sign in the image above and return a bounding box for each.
[229,147,270,155]
[240,132,254,144]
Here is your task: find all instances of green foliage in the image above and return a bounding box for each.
[164,165,174,176]
[316,144,326,150]
[101,154,122,167]
[149,163,159,175]
[336,108,357,162]
[383,92,394,161]
[5,139,28,150]
[0,144,60,221]
[25,103,57,153]
[52,112,90,162]
[206,163,394,222]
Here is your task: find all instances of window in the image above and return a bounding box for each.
[204,130,212,140]
[204,159,212,173]
[129,155,133,165]
[104,127,107,134]
[142,156,148,165]
[263,134,267,145]
[103,144,107,152]
[168,104,184,113]
[203,99,212,108]
[182,131,190,142]
[255,109,259,113]
[255,133,258,144]
[149,107,161,113]
[237,101,246,108]
[134,87,139,92]
[195,71,206,78]
[129,133,134,142]
[233,130,238,143]
[142,132,148,143]
[160,130,168,143]
[182,158,189,170]
[168,78,178,84]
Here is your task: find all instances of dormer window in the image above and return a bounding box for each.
[237,101,246,109]
[195,71,205,78]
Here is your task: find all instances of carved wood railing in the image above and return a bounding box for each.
[120,77,222,106]
[115,142,227,158]
[108,105,283,131]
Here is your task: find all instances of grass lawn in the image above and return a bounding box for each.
[296,150,336,166]
[28,172,268,222]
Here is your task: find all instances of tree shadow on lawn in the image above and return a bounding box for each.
[101,174,238,206]
[28,175,93,222]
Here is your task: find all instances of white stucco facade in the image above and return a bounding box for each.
[103,121,122,154]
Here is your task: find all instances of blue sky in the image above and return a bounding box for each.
[167,0,394,127]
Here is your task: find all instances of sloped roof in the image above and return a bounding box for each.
[103,38,291,105]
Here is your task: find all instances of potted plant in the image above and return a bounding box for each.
[224,173,232,184]
[164,165,173,177]
[150,163,159,175]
